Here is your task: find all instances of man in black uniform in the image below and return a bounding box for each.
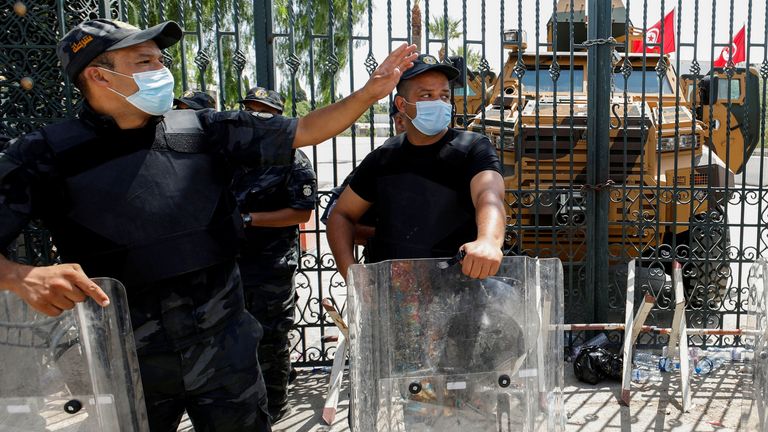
[328,54,506,281]
[174,90,216,110]
[320,101,405,255]
[235,86,317,422]
[0,18,417,432]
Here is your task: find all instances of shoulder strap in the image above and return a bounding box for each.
[154,109,208,153]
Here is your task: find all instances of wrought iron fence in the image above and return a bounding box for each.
[2,0,768,365]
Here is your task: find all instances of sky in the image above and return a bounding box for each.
[273,0,767,102]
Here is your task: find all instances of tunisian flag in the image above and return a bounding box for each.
[714,25,746,67]
[631,9,676,54]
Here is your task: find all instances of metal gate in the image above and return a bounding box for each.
[2,0,767,365]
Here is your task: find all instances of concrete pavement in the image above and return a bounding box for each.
[214,361,753,432]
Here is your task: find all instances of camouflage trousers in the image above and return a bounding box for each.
[138,311,271,432]
[241,267,297,420]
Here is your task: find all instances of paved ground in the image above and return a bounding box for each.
[178,360,757,432]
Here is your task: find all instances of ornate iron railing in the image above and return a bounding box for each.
[2,0,767,365]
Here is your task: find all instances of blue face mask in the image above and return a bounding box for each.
[402,98,452,136]
[100,67,175,116]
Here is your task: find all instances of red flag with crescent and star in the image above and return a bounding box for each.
[631,9,676,55]
[714,25,746,67]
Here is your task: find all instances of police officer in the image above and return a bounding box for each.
[320,100,405,253]
[0,18,417,432]
[174,90,216,110]
[328,54,506,281]
[235,86,317,422]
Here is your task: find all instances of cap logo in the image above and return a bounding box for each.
[113,21,138,30]
[423,55,437,64]
[183,90,195,98]
[254,88,267,98]
[71,35,93,53]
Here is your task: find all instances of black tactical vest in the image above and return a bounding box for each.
[367,130,477,262]
[40,110,242,288]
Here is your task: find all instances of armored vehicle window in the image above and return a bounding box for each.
[717,78,741,101]
[454,85,476,97]
[520,68,584,94]
[612,69,674,95]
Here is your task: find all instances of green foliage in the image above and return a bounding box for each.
[427,15,461,41]
[426,15,481,71]
[274,0,367,107]
[451,46,482,72]
[120,0,253,109]
[284,100,312,118]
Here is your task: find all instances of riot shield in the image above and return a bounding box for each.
[743,259,768,431]
[0,278,148,431]
[348,256,565,432]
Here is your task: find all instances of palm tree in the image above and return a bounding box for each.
[426,15,481,71]
[428,15,461,61]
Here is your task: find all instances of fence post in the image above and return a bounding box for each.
[97,0,111,19]
[254,0,276,89]
[586,0,613,322]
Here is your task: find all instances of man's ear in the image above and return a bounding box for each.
[395,94,407,113]
[82,66,111,90]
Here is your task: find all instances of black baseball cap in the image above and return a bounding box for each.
[399,53,460,82]
[57,19,183,82]
[174,90,215,110]
[240,87,285,113]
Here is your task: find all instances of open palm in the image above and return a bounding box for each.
[364,43,418,101]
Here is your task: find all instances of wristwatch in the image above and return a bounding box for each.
[242,213,252,228]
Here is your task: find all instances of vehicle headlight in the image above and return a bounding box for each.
[657,135,698,152]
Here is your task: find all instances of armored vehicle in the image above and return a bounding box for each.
[455,0,760,297]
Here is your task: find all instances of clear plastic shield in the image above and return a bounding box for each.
[743,259,768,431]
[348,256,565,432]
[0,278,148,431]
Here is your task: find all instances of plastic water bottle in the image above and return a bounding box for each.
[571,333,610,360]
[633,351,661,370]
[731,347,746,362]
[631,368,663,383]
[695,349,730,375]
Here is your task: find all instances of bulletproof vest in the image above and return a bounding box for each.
[367,131,476,262]
[40,110,242,288]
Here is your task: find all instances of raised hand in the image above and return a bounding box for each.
[361,43,419,101]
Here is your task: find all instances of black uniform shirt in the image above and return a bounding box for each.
[0,103,298,353]
[0,103,298,252]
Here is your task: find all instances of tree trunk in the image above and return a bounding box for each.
[411,0,422,53]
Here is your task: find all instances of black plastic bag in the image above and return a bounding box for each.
[573,346,623,384]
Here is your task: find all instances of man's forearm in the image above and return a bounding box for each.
[292,89,377,148]
[327,212,358,281]
[247,208,312,228]
[475,192,506,247]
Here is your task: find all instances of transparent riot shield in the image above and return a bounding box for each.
[742,259,768,431]
[348,256,565,432]
[0,278,148,431]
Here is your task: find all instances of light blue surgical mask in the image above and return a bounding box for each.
[401,98,452,136]
[100,67,175,116]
